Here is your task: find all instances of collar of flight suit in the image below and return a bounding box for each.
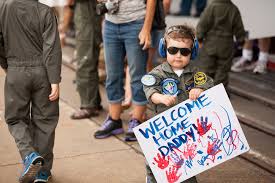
[161,61,194,75]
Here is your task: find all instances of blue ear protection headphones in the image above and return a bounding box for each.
[158,25,199,60]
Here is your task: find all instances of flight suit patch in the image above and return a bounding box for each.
[141,74,156,86]
[194,72,207,85]
[161,78,179,95]
[185,80,195,91]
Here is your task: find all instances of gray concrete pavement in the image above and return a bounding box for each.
[1,67,275,183]
[0,68,145,183]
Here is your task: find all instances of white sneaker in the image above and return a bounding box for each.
[253,62,267,74]
[231,58,255,72]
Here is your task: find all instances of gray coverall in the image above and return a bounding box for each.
[0,0,61,173]
[74,0,102,109]
[196,0,246,88]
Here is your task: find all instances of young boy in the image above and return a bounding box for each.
[196,0,246,90]
[142,24,213,182]
[0,1,61,182]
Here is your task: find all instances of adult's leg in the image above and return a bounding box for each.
[122,66,132,110]
[231,40,255,72]
[74,1,101,111]
[123,20,148,122]
[104,20,126,120]
[179,0,192,16]
[253,37,271,74]
[195,0,207,17]
[93,20,125,139]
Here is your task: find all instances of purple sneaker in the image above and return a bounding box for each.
[94,116,124,139]
[125,118,141,141]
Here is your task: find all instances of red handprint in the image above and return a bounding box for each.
[154,153,169,169]
[183,143,197,160]
[197,116,212,136]
[166,167,182,183]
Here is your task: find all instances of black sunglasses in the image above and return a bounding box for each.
[167,47,192,56]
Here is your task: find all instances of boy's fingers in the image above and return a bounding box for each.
[49,93,58,101]
[190,93,195,100]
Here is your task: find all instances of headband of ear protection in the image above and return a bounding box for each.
[158,25,199,60]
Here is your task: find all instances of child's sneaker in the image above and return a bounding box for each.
[253,62,267,74]
[19,152,44,183]
[231,57,255,72]
[34,171,52,183]
[94,116,124,139]
[125,118,141,141]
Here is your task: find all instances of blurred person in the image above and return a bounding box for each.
[39,0,67,19]
[94,0,156,142]
[0,0,61,182]
[178,0,207,17]
[59,0,75,47]
[231,38,271,74]
[122,0,171,110]
[147,0,171,71]
[142,24,213,183]
[70,0,103,119]
[39,0,67,7]
[196,0,246,90]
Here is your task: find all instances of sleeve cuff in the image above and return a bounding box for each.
[47,67,61,84]
[0,58,8,69]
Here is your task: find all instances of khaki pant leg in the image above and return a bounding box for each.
[74,1,102,108]
[31,67,59,172]
[196,47,217,79]
[4,67,35,160]
[214,55,233,89]
[215,39,234,89]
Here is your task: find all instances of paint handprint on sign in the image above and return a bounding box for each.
[183,143,197,160]
[166,167,182,183]
[170,150,184,169]
[197,116,212,136]
[207,138,222,162]
[154,153,170,169]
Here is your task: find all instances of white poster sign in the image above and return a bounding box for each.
[134,84,250,183]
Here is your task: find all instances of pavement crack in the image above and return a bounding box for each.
[54,148,132,160]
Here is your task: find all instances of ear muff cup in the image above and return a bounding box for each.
[158,38,167,58]
[190,39,199,60]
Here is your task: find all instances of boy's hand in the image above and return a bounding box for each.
[160,95,177,106]
[49,84,59,101]
[189,88,204,101]
[151,93,177,106]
